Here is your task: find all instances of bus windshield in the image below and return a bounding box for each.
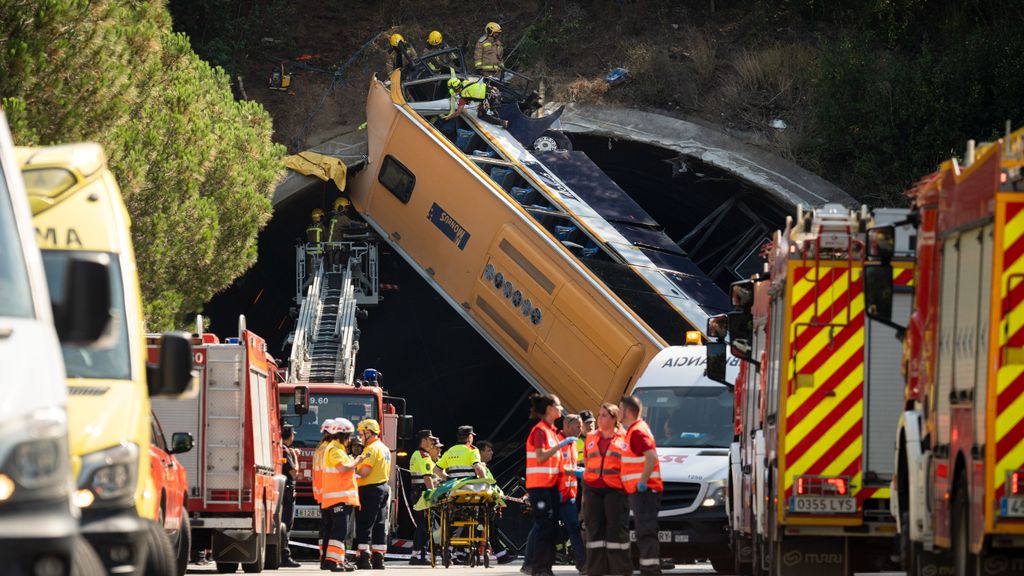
[281,391,379,447]
[634,386,733,448]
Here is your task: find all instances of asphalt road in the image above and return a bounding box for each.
[185,561,719,575]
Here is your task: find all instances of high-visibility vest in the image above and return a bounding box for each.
[438,444,481,479]
[557,433,578,501]
[622,420,663,493]
[576,437,585,463]
[525,420,561,489]
[458,79,487,101]
[583,430,627,490]
[312,440,329,503]
[409,449,435,485]
[321,444,360,508]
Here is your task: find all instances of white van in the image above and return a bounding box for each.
[631,343,740,574]
[0,112,109,575]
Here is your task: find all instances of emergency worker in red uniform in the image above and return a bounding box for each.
[582,403,631,576]
[619,395,663,576]
[523,393,574,576]
[557,414,586,571]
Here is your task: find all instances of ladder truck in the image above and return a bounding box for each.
[281,232,412,543]
[865,125,1024,576]
[707,204,913,575]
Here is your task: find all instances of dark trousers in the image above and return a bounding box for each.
[524,486,559,574]
[325,504,352,565]
[628,490,663,576]
[320,503,334,564]
[282,485,295,561]
[560,497,586,568]
[411,486,427,557]
[583,485,631,576]
[476,100,505,127]
[355,483,390,555]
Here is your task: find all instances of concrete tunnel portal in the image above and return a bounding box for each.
[203,106,854,473]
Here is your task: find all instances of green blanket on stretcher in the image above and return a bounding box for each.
[413,477,506,511]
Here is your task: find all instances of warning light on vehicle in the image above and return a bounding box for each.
[1013,471,1021,496]
[796,475,849,496]
[685,331,702,346]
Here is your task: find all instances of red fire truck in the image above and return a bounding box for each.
[149,316,307,573]
[865,126,1024,576]
[708,204,913,575]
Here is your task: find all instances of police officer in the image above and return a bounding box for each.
[355,419,391,569]
[322,419,364,572]
[436,425,486,480]
[408,430,438,565]
[474,22,504,76]
[280,426,302,568]
[619,395,663,576]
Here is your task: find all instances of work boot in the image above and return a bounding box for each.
[408,553,429,566]
[356,554,372,570]
[321,560,332,570]
[331,562,355,572]
[371,552,386,570]
[282,557,303,568]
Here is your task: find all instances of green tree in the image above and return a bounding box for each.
[1,0,283,329]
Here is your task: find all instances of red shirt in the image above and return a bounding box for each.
[629,423,657,455]
[585,435,616,489]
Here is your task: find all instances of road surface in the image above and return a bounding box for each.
[185,561,719,575]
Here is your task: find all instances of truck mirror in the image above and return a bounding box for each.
[397,415,414,439]
[728,311,755,362]
[707,314,728,340]
[867,226,896,262]
[170,432,194,454]
[293,386,310,415]
[730,280,754,313]
[55,256,113,346]
[706,341,730,385]
[863,264,894,322]
[147,332,195,398]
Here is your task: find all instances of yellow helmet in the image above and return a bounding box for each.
[333,197,351,211]
[389,33,404,48]
[358,419,381,435]
[485,22,502,35]
[428,31,443,46]
[311,208,325,222]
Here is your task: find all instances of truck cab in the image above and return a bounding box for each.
[631,340,739,573]
[0,113,109,575]
[19,142,193,576]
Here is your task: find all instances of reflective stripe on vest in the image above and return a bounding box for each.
[558,433,578,500]
[525,421,561,488]
[321,446,360,508]
[582,430,626,490]
[460,80,487,101]
[621,420,663,493]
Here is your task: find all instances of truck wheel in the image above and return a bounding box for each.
[531,130,572,153]
[175,511,191,576]
[242,532,265,573]
[145,519,177,576]
[71,535,105,576]
[711,555,735,574]
[953,481,978,576]
[215,562,239,573]
[264,522,284,570]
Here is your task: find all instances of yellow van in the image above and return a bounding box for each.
[18,143,193,576]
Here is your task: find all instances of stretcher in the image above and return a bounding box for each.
[415,478,504,568]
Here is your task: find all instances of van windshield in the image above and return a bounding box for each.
[634,386,733,448]
[0,171,33,318]
[280,392,378,448]
[42,250,131,379]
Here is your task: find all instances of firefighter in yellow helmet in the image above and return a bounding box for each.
[442,75,508,129]
[353,419,391,569]
[305,208,326,280]
[387,33,418,75]
[423,30,457,73]
[474,22,504,76]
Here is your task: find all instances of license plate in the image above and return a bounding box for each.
[629,530,683,543]
[295,507,321,519]
[789,496,856,514]
[1001,497,1024,518]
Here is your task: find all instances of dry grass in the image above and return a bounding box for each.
[684,26,717,85]
[561,77,610,103]
[718,44,814,131]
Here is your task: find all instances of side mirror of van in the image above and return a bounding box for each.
[55,256,113,346]
[293,386,310,415]
[706,341,731,386]
[170,432,194,454]
[397,415,414,440]
[147,332,194,397]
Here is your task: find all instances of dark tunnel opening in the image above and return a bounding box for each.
[203,134,791,548]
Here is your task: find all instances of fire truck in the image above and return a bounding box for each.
[865,125,1024,575]
[281,223,412,544]
[707,204,913,575]
[149,316,304,573]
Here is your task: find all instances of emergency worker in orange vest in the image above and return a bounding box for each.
[619,395,663,576]
[582,404,631,576]
[321,418,365,572]
[557,414,586,571]
[523,393,574,576]
[314,419,336,569]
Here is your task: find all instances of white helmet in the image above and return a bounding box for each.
[320,419,336,434]
[327,418,355,435]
